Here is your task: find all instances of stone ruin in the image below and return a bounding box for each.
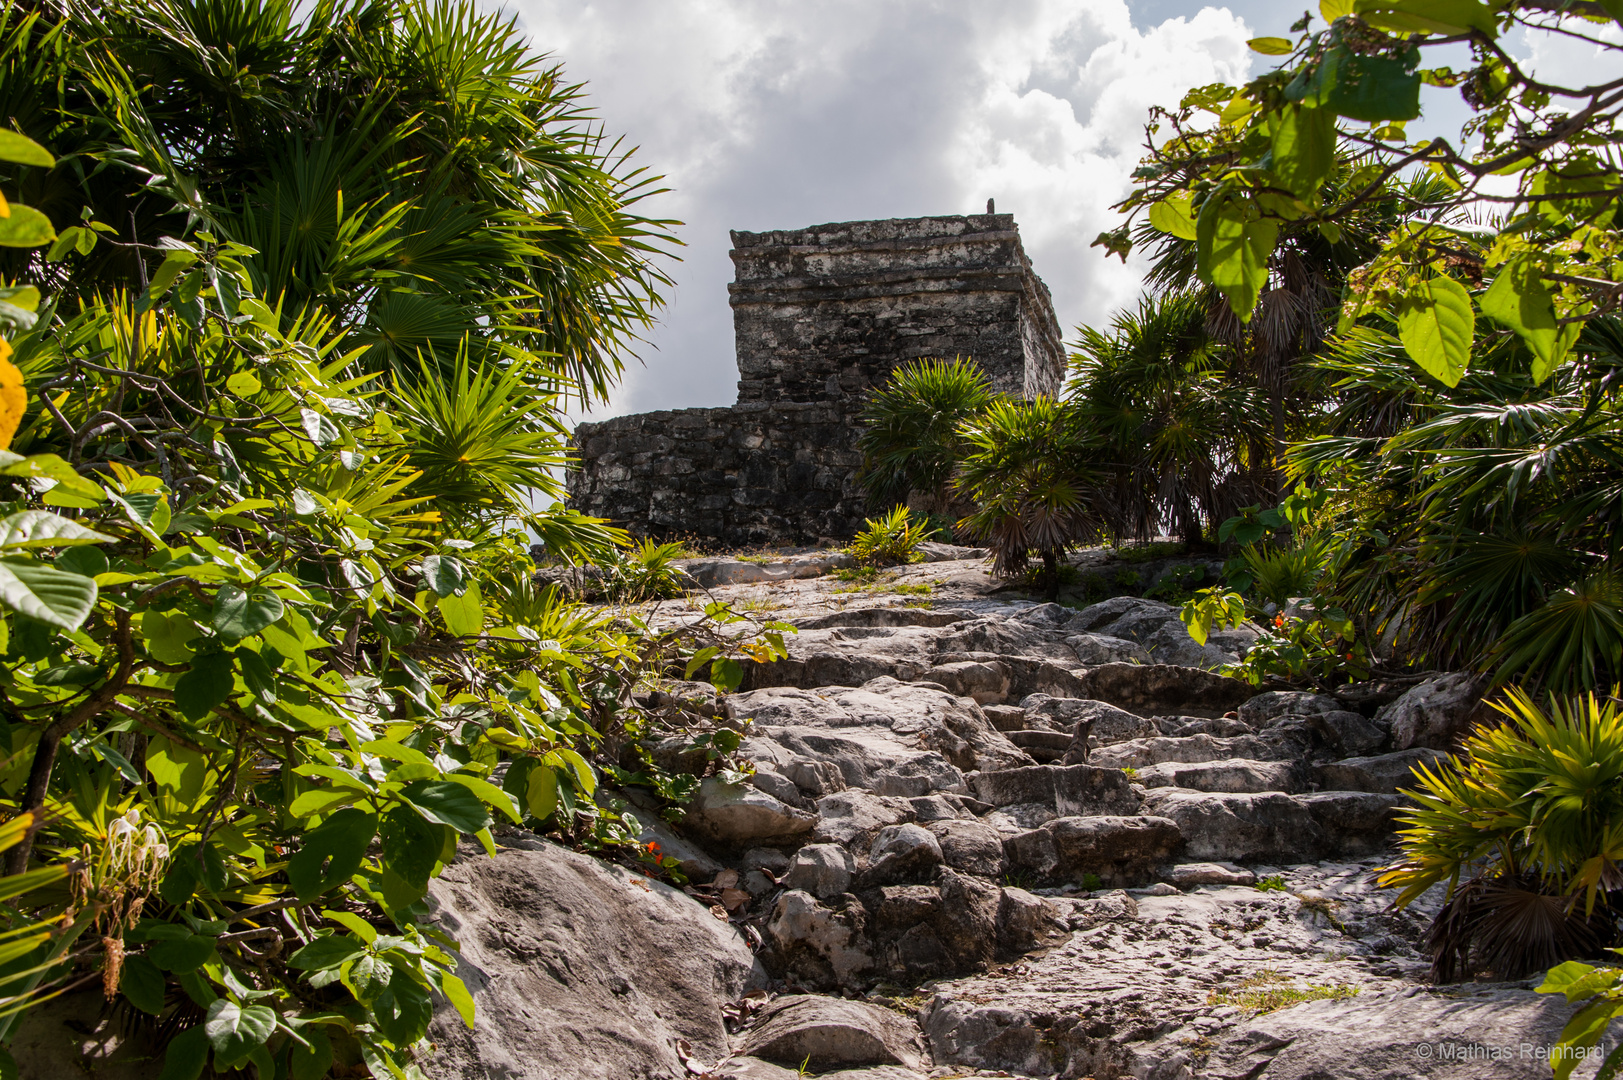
[568,213,1065,546]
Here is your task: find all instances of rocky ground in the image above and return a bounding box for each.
[424,547,1619,1080]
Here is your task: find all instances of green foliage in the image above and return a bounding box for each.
[857,358,998,514]
[1535,957,1623,1080]
[1378,689,1623,982]
[847,506,936,568]
[954,397,1105,598]
[1253,875,1287,893]
[595,539,693,604]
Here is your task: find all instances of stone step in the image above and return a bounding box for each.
[1006,729,1072,764]
[1091,732,1291,769]
[1132,757,1304,794]
[1140,787,1405,864]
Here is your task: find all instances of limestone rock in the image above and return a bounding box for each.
[1023,693,1155,744]
[1165,861,1256,887]
[424,837,764,1080]
[970,763,1141,830]
[1003,814,1182,886]
[1319,748,1451,795]
[1065,632,1151,665]
[1309,708,1390,756]
[735,995,926,1071]
[1237,689,1346,726]
[1378,672,1494,750]
[682,777,818,847]
[1134,757,1303,794]
[924,659,1010,704]
[925,818,1006,877]
[1074,662,1252,717]
[813,790,917,846]
[997,886,1065,953]
[1298,791,1407,855]
[782,843,856,899]
[767,890,873,987]
[1140,789,1323,863]
[860,823,943,886]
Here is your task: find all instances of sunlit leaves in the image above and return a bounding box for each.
[1196,193,1278,321]
[1396,276,1474,387]
[1480,260,1573,383]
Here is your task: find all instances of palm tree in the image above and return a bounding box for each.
[1,0,677,407]
[856,357,1000,516]
[1068,291,1271,545]
[954,396,1106,598]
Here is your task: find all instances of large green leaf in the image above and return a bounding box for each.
[1355,0,1497,35]
[157,1025,209,1080]
[1397,276,1473,387]
[288,808,377,901]
[421,554,468,597]
[438,583,483,636]
[204,999,277,1068]
[173,650,235,720]
[401,779,492,832]
[0,205,54,248]
[120,955,167,1015]
[212,583,285,640]
[373,970,433,1047]
[0,511,114,549]
[380,804,441,901]
[1147,196,1197,241]
[1480,260,1573,383]
[287,934,368,972]
[1197,196,1277,321]
[149,932,217,974]
[0,559,97,631]
[0,130,53,167]
[289,1025,334,1080]
[1270,103,1335,202]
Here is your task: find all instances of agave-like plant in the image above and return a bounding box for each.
[856,357,999,516]
[1378,687,1623,982]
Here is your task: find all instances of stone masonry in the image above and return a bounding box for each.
[569,213,1064,546]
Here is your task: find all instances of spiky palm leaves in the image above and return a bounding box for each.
[1289,319,1623,691]
[1379,688,1623,981]
[856,357,998,515]
[1068,292,1272,544]
[954,397,1105,597]
[1,0,675,407]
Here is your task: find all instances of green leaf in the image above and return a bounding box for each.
[1271,104,1335,202]
[212,583,285,640]
[0,510,114,549]
[380,804,441,900]
[288,808,377,901]
[120,954,168,1014]
[1355,0,1497,35]
[1397,276,1474,387]
[1248,36,1295,54]
[157,1025,210,1080]
[289,1025,334,1080]
[443,773,521,824]
[439,971,476,1028]
[149,933,217,974]
[0,130,54,168]
[0,1046,15,1080]
[174,650,235,721]
[1480,260,1569,383]
[0,559,97,631]
[1147,197,1197,241]
[400,779,491,833]
[204,999,277,1068]
[1198,196,1277,321]
[710,656,744,693]
[525,764,558,821]
[0,205,54,248]
[437,583,483,636]
[0,451,105,501]
[146,250,197,297]
[341,951,392,1003]
[1319,42,1421,122]
[373,970,433,1046]
[287,933,367,972]
[225,372,262,397]
[141,611,201,665]
[300,408,340,448]
[1554,1000,1620,1080]
[421,554,468,598]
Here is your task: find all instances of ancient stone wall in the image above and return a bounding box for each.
[570,213,1064,546]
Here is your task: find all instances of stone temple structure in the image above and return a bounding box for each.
[568,213,1064,545]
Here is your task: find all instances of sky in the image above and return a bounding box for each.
[508,1,1623,423]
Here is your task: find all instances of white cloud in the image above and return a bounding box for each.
[509,0,1257,420]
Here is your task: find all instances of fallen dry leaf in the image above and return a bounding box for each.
[712,868,740,890]
[720,887,751,912]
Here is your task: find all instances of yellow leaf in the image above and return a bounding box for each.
[0,346,24,452]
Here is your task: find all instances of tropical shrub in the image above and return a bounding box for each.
[954,397,1105,599]
[847,506,936,568]
[857,357,998,514]
[596,539,694,603]
[1378,689,1623,983]
[1535,958,1623,1080]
